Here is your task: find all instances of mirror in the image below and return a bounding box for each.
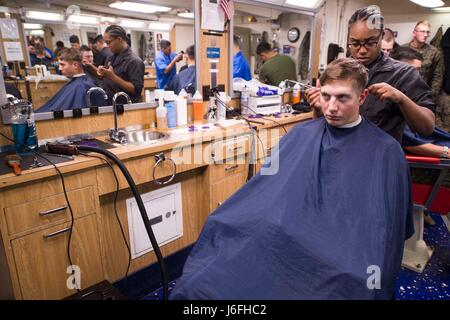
[0,0,196,120]
[232,2,314,86]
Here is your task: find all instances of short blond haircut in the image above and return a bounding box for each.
[415,20,430,29]
[320,58,368,93]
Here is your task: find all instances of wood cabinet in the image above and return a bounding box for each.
[11,214,103,300]
[0,170,104,300]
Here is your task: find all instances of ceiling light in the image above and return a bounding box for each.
[24,23,43,29]
[148,22,172,31]
[177,11,194,19]
[109,1,171,13]
[285,0,323,9]
[25,10,64,21]
[409,0,444,8]
[67,15,99,25]
[120,19,146,29]
[100,17,117,23]
[432,6,450,12]
[29,30,45,35]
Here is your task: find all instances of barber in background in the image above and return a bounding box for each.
[98,25,145,103]
[155,40,183,89]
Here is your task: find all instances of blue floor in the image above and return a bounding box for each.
[119,213,450,300]
[395,213,450,300]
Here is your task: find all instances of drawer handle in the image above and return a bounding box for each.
[225,165,239,171]
[228,146,242,151]
[39,86,49,89]
[43,227,71,239]
[217,202,222,207]
[39,205,68,216]
[39,96,51,99]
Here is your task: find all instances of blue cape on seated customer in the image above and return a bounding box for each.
[170,117,413,300]
[36,75,108,112]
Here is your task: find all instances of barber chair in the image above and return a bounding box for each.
[402,155,450,273]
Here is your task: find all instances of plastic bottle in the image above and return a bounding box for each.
[176,91,188,126]
[192,90,203,124]
[11,101,37,155]
[156,97,168,130]
[292,83,301,105]
[165,91,177,128]
[241,85,249,108]
[145,90,151,103]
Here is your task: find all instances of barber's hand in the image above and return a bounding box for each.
[84,62,96,74]
[368,82,405,104]
[305,79,322,111]
[174,53,183,62]
[97,62,115,79]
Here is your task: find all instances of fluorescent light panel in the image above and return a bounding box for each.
[148,22,172,31]
[26,10,64,21]
[109,1,171,13]
[285,0,322,9]
[431,6,450,11]
[178,12,194,19]
[29,30,44,35]
[409,0,444,8]
[24,23,43,29]
[67,15,99,25]
[120,19,146,28]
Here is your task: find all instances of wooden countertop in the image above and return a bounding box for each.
[0,112,313,190]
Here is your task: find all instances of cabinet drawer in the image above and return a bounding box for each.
[209,158,247,181]
[211,135,250,163]
[11,214,104,299]
[5,186,96,236]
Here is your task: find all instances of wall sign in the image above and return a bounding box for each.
[206,47,220,59]
[4,41,24,61]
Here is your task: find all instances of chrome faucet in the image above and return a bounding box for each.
[86,87,108,107]
[108,92,131,144]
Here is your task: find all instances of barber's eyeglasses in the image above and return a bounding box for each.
[105,37,117,46]
[348,33,382,50]
[415,29,431,34]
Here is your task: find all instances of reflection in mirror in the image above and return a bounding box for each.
[233,3,313,86]
[0,0,195,117]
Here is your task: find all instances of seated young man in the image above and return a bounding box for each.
[170,58,413,300]
[36,49,107,112]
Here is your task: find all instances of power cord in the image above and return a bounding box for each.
[78,152,132,293]
[75,145,169,300]
[213,93,267,179]
[244,105,288,134]
[0,132,79,292]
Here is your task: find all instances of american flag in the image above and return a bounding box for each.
[219,0,235,21]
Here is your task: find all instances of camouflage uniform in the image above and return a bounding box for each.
[403,42,444,100]
[436,90,450,132]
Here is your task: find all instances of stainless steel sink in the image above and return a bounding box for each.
[107,125,168,144]
[124,130,168,144]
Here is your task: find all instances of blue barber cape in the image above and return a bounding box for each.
[166,65,196,94]
[36,75,107,112]
[171,117,413,300]
[402,125,450,148]
[233,51,252,81]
